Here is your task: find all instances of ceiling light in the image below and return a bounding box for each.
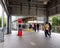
[44,1,47,5]
[43,0,49,5]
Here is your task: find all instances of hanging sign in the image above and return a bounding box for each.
[18,18,22,23]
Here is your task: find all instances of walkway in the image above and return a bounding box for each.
[0,30,60,48]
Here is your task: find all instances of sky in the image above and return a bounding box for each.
[0,4,3,17]
[12,16,27,21]
[12,16,17,21]
[0,4,7,18]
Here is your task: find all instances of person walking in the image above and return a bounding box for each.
[44,22,50,38]
[34,24,36,32]
[37,24,39,31]
[48,23,52,37]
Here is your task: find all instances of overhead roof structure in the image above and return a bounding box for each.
[1,0,60,16]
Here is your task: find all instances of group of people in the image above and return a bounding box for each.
[29,22,52,38]
[29,24,39,32]
[44,22,52,38]
[34,24,39,32]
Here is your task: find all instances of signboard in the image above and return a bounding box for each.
[18,18,22,23]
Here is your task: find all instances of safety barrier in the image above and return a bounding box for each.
[25,28,33,32]
[52,26,60,33]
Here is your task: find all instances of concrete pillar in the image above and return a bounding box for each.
[7,15,11,34]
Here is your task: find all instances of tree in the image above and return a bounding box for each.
[0,17,7,27]
[52,16,60,33]
[4,18,6,27]
[52,17,60,26]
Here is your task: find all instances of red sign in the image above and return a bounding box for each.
[18,18,22,23]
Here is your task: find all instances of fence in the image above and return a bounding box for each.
[11,25,60,33]
[52,26,60,33]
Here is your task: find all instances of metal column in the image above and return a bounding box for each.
[7,15,11,34]
[44,5,49,23]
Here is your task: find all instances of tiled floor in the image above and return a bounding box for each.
[0,30,60,48]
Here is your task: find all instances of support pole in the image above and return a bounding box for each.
[28,3,30,15]
[36,5,38,15]
[7,15,11,34]
[45,5,49,23]
[20,3,22,14]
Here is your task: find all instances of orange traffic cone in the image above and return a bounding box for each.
[17,29,22,36]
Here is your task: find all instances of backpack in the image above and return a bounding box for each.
[49,25,52,30]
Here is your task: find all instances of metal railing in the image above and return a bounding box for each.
[41,26,60,33]
[11,25,60,33]
[52,26,60,33]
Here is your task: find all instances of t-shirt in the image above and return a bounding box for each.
[44,24,49,30]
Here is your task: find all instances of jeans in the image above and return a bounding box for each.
[45,30,50,37]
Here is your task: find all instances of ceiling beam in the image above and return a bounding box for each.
[8,0,44,5]
[7,4,45,9]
